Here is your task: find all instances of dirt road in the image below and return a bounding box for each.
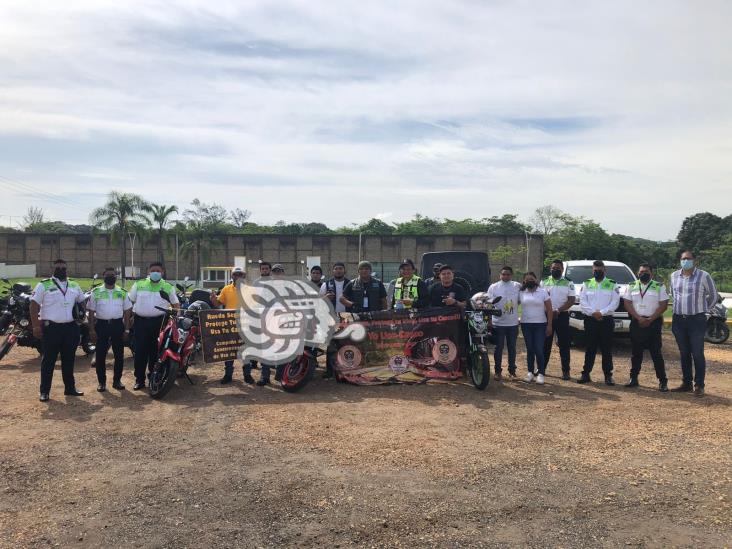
[0,334,730,548]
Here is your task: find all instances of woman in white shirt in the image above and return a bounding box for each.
[519,272,553,384]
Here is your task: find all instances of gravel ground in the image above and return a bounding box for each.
[0,333,730,548]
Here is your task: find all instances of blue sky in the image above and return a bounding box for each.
[0,1,730,239]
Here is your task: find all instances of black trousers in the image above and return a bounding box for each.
[95,318,125,384]
[40,321,80,394]
[133,315,164,383]
[582,316,614,376]
[544,312,571,373]
[629,317,666,380]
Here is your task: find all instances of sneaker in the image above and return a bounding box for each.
[577,373,591,384]
[39,392,50,402]
[244,374,255,385]
[625,376,639,388]
[524,372,534,383]
[536,374,545,385]
[659,379,668,392]
[561,371,571,381]
[694,385,705,397]
[508,370,517,379]
[533,367,539,376]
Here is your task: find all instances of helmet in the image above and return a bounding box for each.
[184,300,211,318]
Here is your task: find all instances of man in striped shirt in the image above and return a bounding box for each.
[669,250,718,396]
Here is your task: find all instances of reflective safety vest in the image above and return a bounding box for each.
[41,278,82,292]
[134,278,174,296]
[392,276,422,309]
[91,285,127,302]
[626,279,662,294]
[583,277,616,292]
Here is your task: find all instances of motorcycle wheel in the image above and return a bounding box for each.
[148,358,179,399]
[0,334,16,362]
[468,350,490,390]
[280,354,317,393]
[705,320,730,344]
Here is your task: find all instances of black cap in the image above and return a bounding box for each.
[399,259,415,269]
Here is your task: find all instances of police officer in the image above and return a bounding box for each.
[340,261,387,313]
[210,266,245,384]
[128,262,179,390]
[541,259,576,380]
[30,259,86,402]
[577,260,620,385]
[391,259,428,311]
[622,263,669,391]
[88,266,132,392]
[319,262,347,378]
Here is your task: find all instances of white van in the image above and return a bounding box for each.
[563,260,637,344]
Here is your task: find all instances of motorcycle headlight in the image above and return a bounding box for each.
[177,328,187,342]
[19,318,29,327]
[8,297,15,306]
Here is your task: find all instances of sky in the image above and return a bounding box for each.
[0,1,730,240]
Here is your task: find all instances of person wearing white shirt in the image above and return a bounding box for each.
[486,266,521,380]
[518,272,553,384]
[319,262,348,378]
[540,259,576,380]
[622,263,669,392]
[577,260,620,385]
[30,259,86,402]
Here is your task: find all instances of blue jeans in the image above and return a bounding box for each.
[521,323,547,375]
[671,314,707,386]
[493,325,518,374]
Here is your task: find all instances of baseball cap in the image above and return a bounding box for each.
[272,263,284,272]
[232,266,245,275]
[399,259,415,269]
[357,261,372,270]
[432,262,443,271]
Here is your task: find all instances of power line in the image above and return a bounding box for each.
[0,174,86,210]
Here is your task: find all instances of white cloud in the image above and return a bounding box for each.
[0,1,730,239]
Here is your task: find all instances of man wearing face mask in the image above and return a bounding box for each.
[622,263,669,391]
[88,266,132,392]
[669,250,718,396]
[30,259,87,402]
[320,262,347,378]
[487,266,521,380]
[210,266,245,384]
[128,262,180,390]
[541,259,576,380]
[577,260,620,385]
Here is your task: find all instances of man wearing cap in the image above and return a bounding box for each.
[341,261,387,313]
[210,266,245,384]
[425,263,443,291]
[391,259,428,311]
[428,264,467,309]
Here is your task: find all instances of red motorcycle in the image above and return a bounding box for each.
[148,296,209,399]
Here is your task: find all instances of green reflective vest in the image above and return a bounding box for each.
[135,278,174,295]
[393,276,422,309]
[92,285,127,301]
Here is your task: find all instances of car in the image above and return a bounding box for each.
[419,251,491,295]
[563,260,637,346]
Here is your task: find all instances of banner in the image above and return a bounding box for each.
[199,309,242,364]
[333,307,464,385]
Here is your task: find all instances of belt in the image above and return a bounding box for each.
[42,320,75,326]
[134,314,165,320]
[673,313,705,319]
[95,318,123,323]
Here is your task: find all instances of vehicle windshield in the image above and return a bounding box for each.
[565,265,636,284]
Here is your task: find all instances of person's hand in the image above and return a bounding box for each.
[402,298,413,306]
[32,324,42,339]
[639,317,651,328]
[325,291,335,300]
[553,310,559,319]
[592,311,603,321]
[122,330,129,343]
[89,330,97,344]
[546,326,552,337]
[443,296,456,306]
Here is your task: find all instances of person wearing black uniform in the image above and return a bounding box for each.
[428,264,467,309]
[340,261,387,313]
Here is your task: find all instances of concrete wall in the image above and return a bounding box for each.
[0,262,36,278]
[0,233,544,285]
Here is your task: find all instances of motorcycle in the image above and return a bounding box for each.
[147,290,209,399]
[277,346,321,393]
[705,295,729,344]
[0,282,43,361]
[464,294,502,390]
[0,278,14,335]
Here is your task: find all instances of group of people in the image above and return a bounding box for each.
[29,250,719,401]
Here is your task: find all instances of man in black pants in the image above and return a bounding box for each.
[577,260,620,385]
[541,260,576,380]
[127,262,179,390]
[622,263,669,391]
[30,259,87,401]
[88,266,133,391]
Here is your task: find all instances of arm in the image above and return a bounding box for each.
[30,301,42,338]
[650,300,668,322]
[210,290,222,308]
[544,298,553,335]
[559,284,576,313]
[600,286,620,316]
[340,283,354,309]
[703,272,718,311]
[579,287,594,316]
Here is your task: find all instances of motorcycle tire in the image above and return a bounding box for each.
[148,358,179,399]
[0,334,16,362]
[468,350,490,390]
[705,320,730,344]
[81,340,96,356]
[280,354,317,393]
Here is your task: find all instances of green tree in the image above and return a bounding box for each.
[545,215,617,262]
[394,214,442,235]
[677,212,727,254]
[89,192,149,282]
[142,203,179,266]
[180,199,230,283]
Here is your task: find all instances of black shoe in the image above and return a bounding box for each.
[562,371,571,381]
[605,376,615,386]
[671,382,693,393]
[220,375,233,385]
[577,373,591,384]
[256,379,270,387]
[508,370,517,379]
[625,376,639,388]
[694,384,705,397]
[659,379,668,392]
[39,392,50,402]
[133,382,145,391]
[97,384,106,392]
[274,371,282,382]
[244,374,255,385]
[323,370,333,379]
[64,388,84,396]
[112,381,125,390]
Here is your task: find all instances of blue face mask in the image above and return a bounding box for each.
[680,259,694,270]
[149,272,162,282]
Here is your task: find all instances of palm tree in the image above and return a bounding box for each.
[179,199,228,283]
[142,203,179,266]
[89,192,149,283]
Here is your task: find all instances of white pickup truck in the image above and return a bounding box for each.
[563,260,637,345]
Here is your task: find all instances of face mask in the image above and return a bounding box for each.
[593,270,604,281]
[681,259,694,270]
[104,275,117,286]
[525,280,537,289]
[551,269,562,279]
[639,273,651,283]
[149,272,162,282]
[54,268,67,280]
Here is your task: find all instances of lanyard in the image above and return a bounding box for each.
[639,283,651,300]
[52,278,69,297]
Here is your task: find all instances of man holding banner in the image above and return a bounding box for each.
[210,266,245,384]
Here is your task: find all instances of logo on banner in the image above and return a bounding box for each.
[432,339,458,364]
[337,345,363,370]
[389,355,409,374]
